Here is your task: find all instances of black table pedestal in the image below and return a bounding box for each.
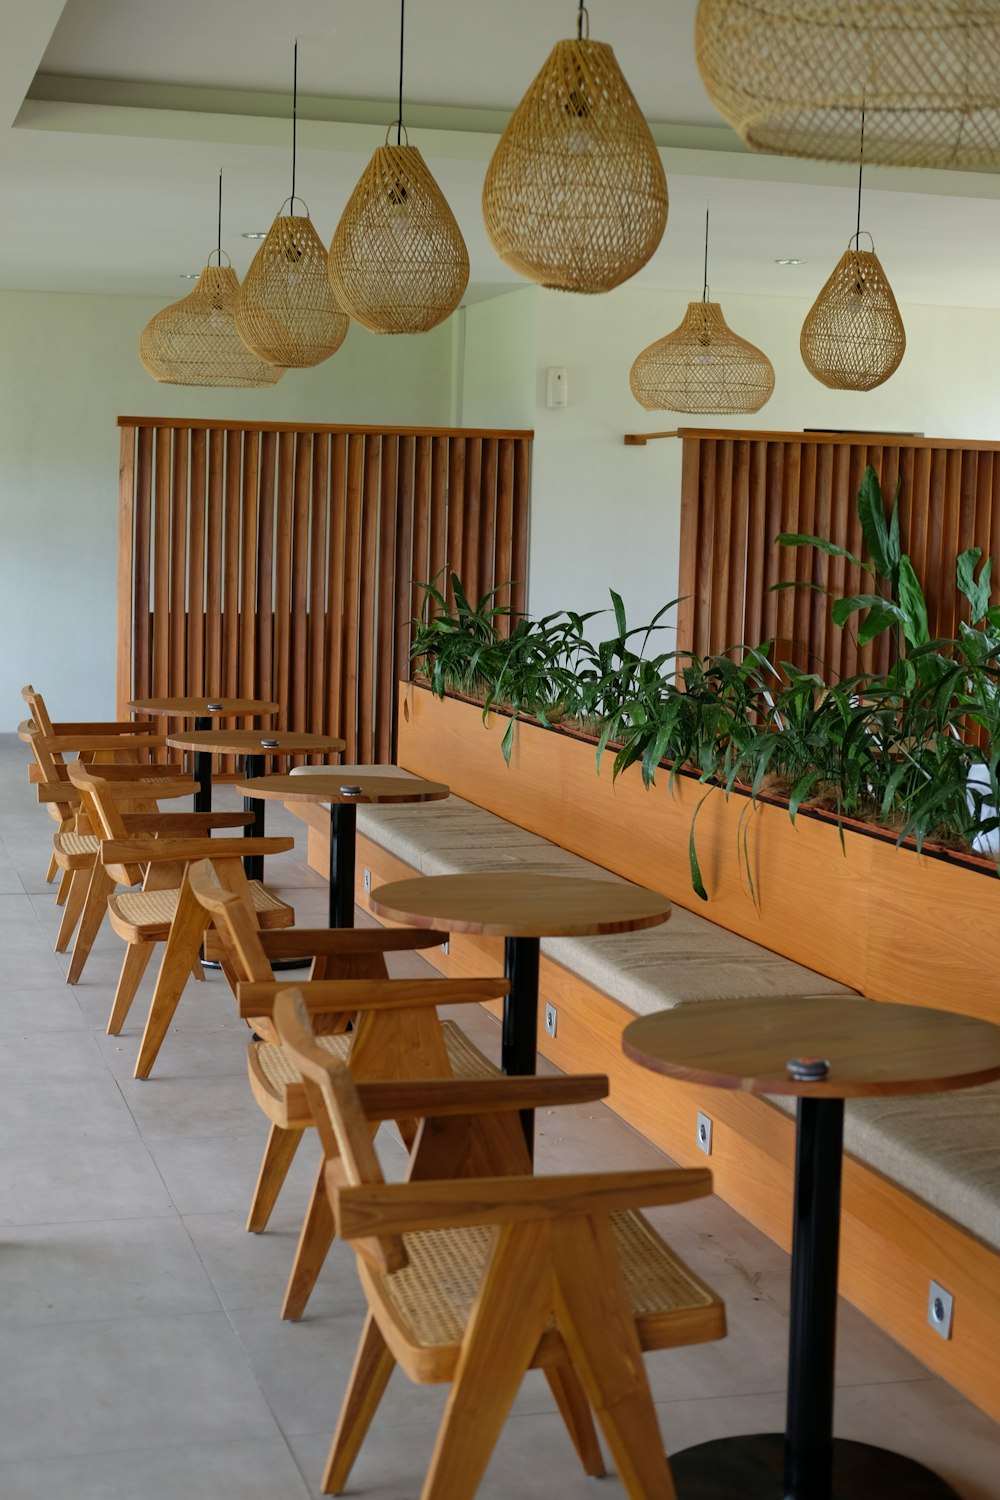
[242,753,266,881]
[670,1098,960,1500]
[192,715,212,813]
[328,803,357,929]
[502,935,540,1158]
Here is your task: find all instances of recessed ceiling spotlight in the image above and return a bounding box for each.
[178,272,200,278]
[775,257,806,265]
[242,231,269,240]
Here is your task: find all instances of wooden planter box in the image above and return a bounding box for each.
[397,681,1000,1024]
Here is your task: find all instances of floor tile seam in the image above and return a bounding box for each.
[0,1206,182,1229]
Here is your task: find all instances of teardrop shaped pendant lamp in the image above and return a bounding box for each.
[696,0,1000,170]
[630,210,774,414]
[140,175,283,388]
[236,44,349,367]
[482,2,668,293]
[800,236,906,391]
[328,1,469,333]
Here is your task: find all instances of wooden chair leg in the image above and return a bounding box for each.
[133,884,209,1077]
[66,863,115,984]
[107,941,155,1035]
[321,1311,397,1495]
[55,866,72,906]
[281,1154,335,1321]
[246,1122,305,1233]
[552,1217,677,1500]
[54,867,90,953]
[544,1358,606,1478]
[420,1222,552,1500]
[45,850,58,885]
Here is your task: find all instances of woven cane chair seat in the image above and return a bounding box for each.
[254,1019,497,1095]
[382,1208,720,1351]
[55,831,100,858]
[114,879,289,935]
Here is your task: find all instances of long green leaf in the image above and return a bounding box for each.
[897,555,930,648]
[776,534,869,571]
[688,793,711,901]
[857,465,898,584]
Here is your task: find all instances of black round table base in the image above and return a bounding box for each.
[670,1434,961,1500]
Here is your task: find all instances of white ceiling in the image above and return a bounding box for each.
[5,0,1000,307]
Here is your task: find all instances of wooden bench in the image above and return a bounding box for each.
[285,698,1000,1428]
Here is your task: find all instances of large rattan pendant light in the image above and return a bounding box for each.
[630,210,774,414]
[800,115,906,391]
[482,2,668,293]
[696,0,1000,169]
[236,44,349,367]
[140,174,283,388]
[327,1,469,334]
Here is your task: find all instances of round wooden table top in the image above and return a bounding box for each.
[622,994,1000,1099]
[369,872,671,940]
[238,772,449,806]
[130,696,279,717]
[166,729,344,755]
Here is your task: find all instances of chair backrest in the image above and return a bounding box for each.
[23,724,76,825]
[186,857,276,982]
[21,685,55,738]
[273,986,405,1274]
[66,761,144,886]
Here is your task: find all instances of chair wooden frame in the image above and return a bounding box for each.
[275,988,727,1500]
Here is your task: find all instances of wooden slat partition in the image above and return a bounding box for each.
[676,428,1000,677]
[117,418,533,767]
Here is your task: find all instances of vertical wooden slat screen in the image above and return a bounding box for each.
[118,418,533,766]
[677,427,1000,681]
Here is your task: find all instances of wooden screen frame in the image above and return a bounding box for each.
[117,417,532,765]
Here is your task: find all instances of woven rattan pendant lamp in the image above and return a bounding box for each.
[235,44,349,367]
[630,210,774,414]
[327,1,469,334]
[696,0,1000,169]
[482,1,668,293]
[140,174,283,388]
[800,115,906,391]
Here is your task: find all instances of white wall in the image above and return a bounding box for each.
[464,283,1000,646]
[0,289,454,723]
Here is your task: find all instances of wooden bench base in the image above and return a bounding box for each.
[290,805,1000,1429]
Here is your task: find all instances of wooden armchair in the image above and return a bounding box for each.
[66,761,294,1029]
[274,987,727,1500]
[136,857,516,1323]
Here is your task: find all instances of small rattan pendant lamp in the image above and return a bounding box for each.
[482,2,668,293]
[140,174,283,388]
[800,114,906,391]
[696,0,1000,170]
[327,1,469,334]
[630,210,774,414]
[236,44,349,367]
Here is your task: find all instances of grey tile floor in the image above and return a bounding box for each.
[0,740,998,1498]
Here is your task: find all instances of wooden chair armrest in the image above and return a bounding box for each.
[51,719,156,735]
[258,927,447,959]
[118,812,252,832]
[37,781,81,803]
[96,763,190,780]
[45,733,168,752]
[101,835,293,864]
[336,1168,714,1240]
[107,783,195,803]
[237,976,508,1019]
[18,720,38,743]
[354,1074,609,1120]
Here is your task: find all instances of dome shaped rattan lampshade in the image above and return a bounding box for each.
[328,138,469,335]
[800,241,906,391]
[696,0,1000,169]
[630,300,775,414]
[139,262,284,388]
[482,37,668,293]
[236,207,349,368]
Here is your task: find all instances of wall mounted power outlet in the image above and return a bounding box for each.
[544,1003,558,1038]
[928,1280,954,1340]
[441,939,449,956]
[362,868,371,892]
[696,1111,713,1156]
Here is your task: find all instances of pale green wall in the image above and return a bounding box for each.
[459,289,538,430]
[0,289,453,722]
[463,284,1000,645]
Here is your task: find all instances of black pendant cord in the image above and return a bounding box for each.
[216,168,223,264]
[397,0,405,145]
[855,104,866,247]
[578,0,586,38]
[702,205,710,302]
[291,38,298,206]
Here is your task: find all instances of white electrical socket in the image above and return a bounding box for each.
[696,1111,713,1155]
[928,1280,954,1340]
[363,868,371,892]
[442,939,450,956]
[544,1003,558,1038]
